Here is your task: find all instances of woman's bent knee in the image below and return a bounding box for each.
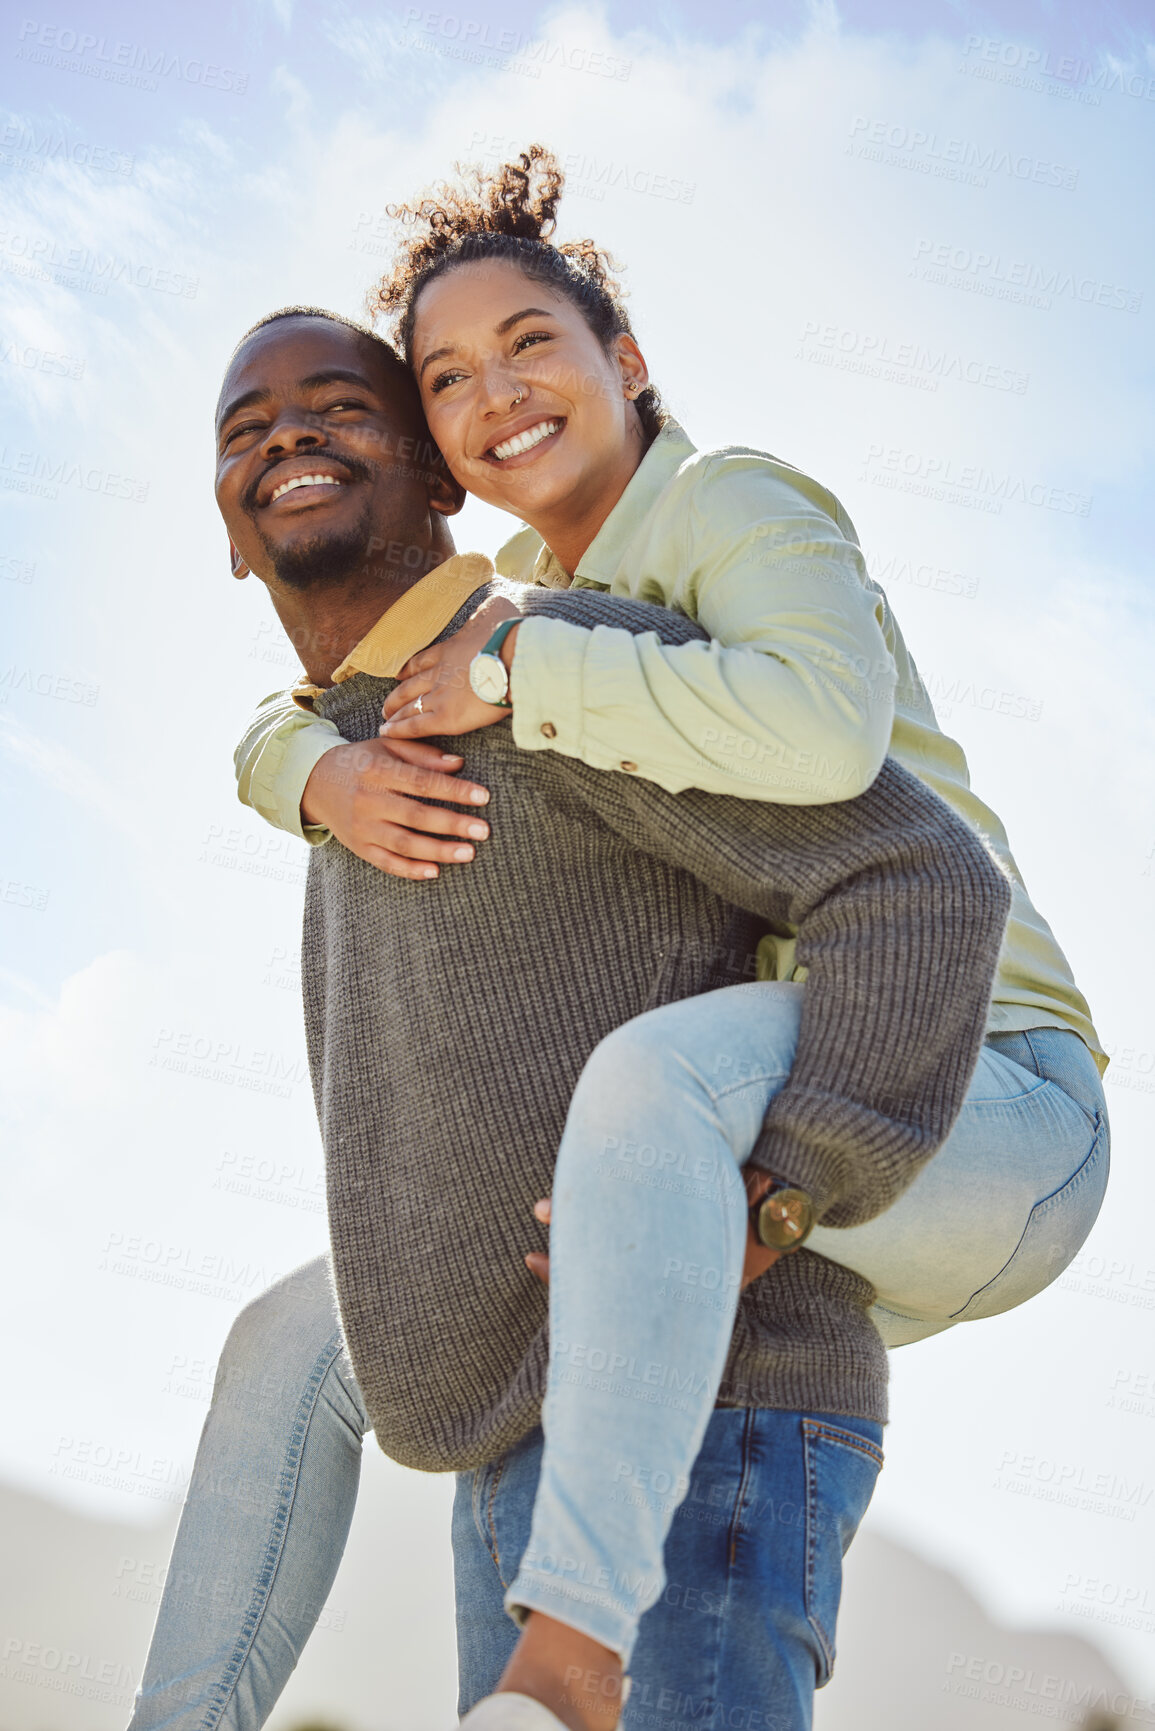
[580,983,803,1106]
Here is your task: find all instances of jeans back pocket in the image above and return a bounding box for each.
[952,1111,1110,1322]
[803,1419,884,1687]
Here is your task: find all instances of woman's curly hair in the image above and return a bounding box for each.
[366,145,665,443]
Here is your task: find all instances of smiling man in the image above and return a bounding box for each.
[223,310,504,873]
[125,306,1017,1731]
[219,315,459,667]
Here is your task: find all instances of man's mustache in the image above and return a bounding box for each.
[241,451,374,514]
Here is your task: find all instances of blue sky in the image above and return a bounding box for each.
[3,0,1155,1707]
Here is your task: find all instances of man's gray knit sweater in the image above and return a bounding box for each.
[303,582,1011,1473]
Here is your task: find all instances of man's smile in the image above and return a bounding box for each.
[251,454,367,513]
[270,473,344,505]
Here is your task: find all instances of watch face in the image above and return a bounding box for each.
[755,1187,815,1251]
[470,652,509,706]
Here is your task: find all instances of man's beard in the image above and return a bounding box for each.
[259,502,377,592]
[243,452,379,591]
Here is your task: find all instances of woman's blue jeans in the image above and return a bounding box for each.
[128,987,1107,1728]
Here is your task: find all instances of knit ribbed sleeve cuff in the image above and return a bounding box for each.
[745,1089,942,1228]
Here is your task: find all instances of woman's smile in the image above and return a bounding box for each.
[485,417,566,466]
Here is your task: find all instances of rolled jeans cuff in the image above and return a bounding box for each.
[504,1568,646,1668]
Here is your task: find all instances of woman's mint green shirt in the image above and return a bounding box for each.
[234,420,1104,1071]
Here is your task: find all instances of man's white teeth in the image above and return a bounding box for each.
[491,420,561,462]
[271,474,342,502]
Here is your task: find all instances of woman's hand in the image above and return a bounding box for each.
[380,595,523,741]
[525,1181,784,1290]
[300,736,492,881]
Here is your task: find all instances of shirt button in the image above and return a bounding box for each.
[620,760,638,773]
[541,722,557,739]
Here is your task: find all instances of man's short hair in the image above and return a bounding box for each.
[225,305,408,378]
[219,305,426,434]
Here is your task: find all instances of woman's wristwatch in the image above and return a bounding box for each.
[468,617,523,708]
[750,1183,816,1253]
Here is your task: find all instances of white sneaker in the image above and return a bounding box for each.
[458,1695,569,1730]
[458,1679,631,1730]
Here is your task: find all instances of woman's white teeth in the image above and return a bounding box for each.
[271,474,342,501]
[491,420,560,462]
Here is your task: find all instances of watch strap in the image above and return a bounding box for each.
[479,617,524,661]
[469,618,523,710]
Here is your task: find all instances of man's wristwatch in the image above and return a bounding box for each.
[750,1183,816,1253]
[468,618,523,708]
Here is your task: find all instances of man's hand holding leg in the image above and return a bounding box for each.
[526,1190,784,1291]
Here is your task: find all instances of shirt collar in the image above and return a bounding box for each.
[528,418,698,591]
[291,551,495,708]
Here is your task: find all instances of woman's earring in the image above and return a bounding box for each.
[626,381,639,395]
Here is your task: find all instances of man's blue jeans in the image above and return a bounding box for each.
[128,993,1106,1728]
[125,1259,882,1731]
[453,1410,883,1729]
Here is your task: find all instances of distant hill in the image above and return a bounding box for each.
[0,1461,458,1731]
[1,1458,1136,1731]
[815,1528,1135,1731]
